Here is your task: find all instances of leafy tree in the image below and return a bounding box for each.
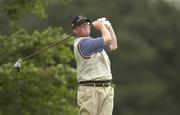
[0,0,78,115]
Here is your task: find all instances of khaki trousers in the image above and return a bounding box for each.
[77,86,114,115]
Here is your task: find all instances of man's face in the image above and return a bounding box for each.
[73,22,90,37]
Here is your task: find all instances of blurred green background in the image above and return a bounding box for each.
[0,0,180,115]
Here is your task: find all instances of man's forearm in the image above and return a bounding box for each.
[107,26,118,51]
[100,25,112,45]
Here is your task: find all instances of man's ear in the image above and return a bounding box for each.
[73,28,77,35]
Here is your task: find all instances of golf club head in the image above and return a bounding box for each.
[14,59,22,72]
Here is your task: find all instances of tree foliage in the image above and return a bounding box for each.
[0,0,78,115]
[0,0,70,30]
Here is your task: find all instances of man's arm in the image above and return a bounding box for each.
[107,25,118,51]
[92,21,111,45]
[97,17,118,51]
[78,37,106,58]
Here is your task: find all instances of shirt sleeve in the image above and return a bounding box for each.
[78,37,110,58]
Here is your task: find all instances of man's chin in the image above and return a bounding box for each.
[83,33,90,37]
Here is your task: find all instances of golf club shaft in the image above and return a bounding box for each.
[21,34,74,62]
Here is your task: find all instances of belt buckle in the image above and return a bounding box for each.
[102,83,105,87]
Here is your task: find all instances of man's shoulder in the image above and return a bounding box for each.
[74,37,91,43]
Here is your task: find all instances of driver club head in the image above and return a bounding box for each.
[14,59,22,72]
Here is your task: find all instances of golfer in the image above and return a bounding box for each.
[72,15,118,115]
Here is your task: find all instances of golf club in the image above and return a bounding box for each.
[14,34,74,72]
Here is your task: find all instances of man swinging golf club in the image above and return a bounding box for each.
[72,15,118,115]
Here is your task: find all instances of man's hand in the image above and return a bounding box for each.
[97,17,111,28]
[92,20,106,30]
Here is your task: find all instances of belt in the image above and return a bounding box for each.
[79,80,112,87]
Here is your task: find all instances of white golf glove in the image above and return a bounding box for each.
[97,17,111,28]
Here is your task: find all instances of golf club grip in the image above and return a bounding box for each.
[21,34,74,62]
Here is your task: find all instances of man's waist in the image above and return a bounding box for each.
[79,80,112,87]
